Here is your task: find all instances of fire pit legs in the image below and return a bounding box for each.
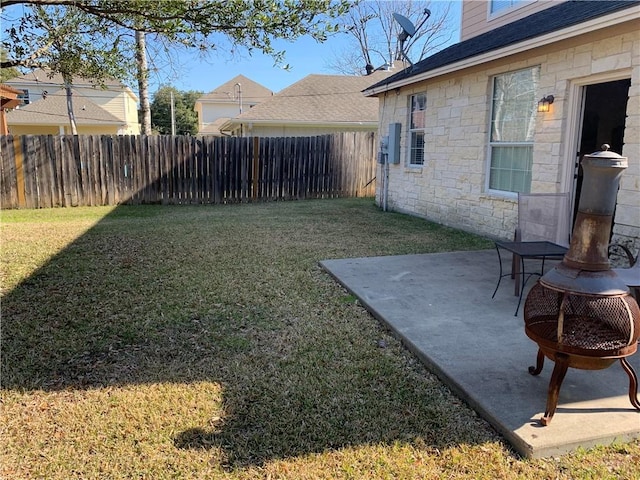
[527,348,640,426]
[540,353,570,425]
[620,358,640,410]
[528,349,545,375]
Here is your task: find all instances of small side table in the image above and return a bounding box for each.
[492,240,568,316]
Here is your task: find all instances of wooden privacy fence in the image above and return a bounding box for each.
[0,132,378,209]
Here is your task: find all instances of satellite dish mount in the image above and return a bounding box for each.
[392,9,431,71]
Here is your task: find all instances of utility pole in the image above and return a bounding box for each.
[234,82,243,114]
[235,83,243,137]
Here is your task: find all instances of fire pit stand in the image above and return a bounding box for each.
[528,352,639,427]
[524,284,640,425]
[522,145,640,425]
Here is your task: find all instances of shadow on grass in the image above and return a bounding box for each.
[2,200,497,469]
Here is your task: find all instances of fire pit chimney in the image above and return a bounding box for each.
[523,144,639,425]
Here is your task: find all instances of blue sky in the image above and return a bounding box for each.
[1,0,461,96]
[150,1,462,95]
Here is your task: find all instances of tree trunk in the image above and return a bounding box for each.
[63,76,78,135]
[135,30,152,134]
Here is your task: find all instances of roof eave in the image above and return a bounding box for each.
[363,7,638,97]
[8,120,124,126]
[123,87,139,102]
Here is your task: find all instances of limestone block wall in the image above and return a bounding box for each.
[376,27,639,251]
[617,60,640,251]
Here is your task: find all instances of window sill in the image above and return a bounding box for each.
[485,189,518,200]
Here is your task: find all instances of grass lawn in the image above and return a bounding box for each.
[1,198,638,479]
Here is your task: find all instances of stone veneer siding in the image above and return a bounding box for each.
[376,26,639,251]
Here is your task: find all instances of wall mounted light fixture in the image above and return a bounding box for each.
[537,95,555,113]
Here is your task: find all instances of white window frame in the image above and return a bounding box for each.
[489,0,528,16]
[486,66,539,195]
[408,93,426,167]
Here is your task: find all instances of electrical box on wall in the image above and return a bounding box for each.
[378,135,389,164]
[388,123,401,164]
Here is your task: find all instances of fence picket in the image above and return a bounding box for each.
[0,136,16,207]
[0,133,376,208]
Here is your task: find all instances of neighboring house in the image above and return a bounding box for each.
[194,75,273,136]
[7,89,126,135]
[363,0,640,248]
[5,69,140,135]
[221,71,395,137]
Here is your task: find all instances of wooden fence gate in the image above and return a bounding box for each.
[0,132,378,209]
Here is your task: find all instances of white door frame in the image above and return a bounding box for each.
[562,69,633,208]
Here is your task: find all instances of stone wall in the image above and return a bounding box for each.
[376,27,639,252]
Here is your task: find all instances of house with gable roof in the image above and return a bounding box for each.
[5,69,140,135]
[363,0,640,249]
[220,71,395,137]
[194,74,273,136]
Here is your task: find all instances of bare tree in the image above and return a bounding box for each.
[327,0,453,76]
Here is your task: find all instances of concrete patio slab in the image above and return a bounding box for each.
[320,250,640,459]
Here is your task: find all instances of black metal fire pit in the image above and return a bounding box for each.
[523,145,640,425]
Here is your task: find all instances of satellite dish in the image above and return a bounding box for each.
[392,13,416,38]
[392,9,432,73]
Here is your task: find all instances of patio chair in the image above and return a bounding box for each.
[609,243,640,300]
[516,192,571,277]
[509,193,571,307]
[515,192,571,247]
[492,193,572,315]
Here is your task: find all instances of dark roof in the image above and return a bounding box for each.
[365,0,639,92]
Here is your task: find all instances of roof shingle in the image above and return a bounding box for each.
[7,88,123,125]
[197,74,273,104]
[7,68,128,90]
[229,71,392,125]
